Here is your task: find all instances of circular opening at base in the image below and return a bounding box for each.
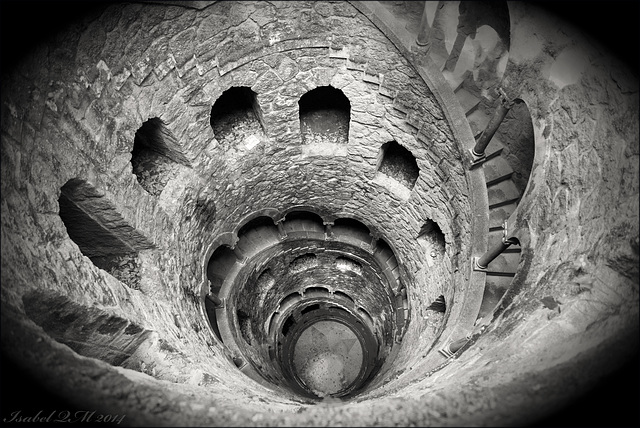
[293,320,364,397]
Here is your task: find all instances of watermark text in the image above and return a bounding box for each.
[3,410,125,424]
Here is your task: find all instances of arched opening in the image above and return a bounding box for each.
[235,216,280,258]
[58,178,155,289]
[210,86,265,148]
[376,141,420,189]
[335,256,364,275]
[298,86,350,145]
[373,238,399,277]
[282,211,326,236]
[206,245,238,294]
[22,290,152,367]
[131,118,190,196]
[332,218,372,246]
[289,253,319,273]
[427,295,446,313]
[333,290,356,306]
[302,287,330,298]
[417,218,446,255]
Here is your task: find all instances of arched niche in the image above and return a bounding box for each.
[22,290,152,367]
[206,245,239,294]
[235,216,280,258]
[210,86,266,148]
[58,178,155,289]
[289,253,319,274]
[332,218,372,247]
[298,85,350,145]
[282,210,326,236]
[376,141,420,189]
[417,218,446,255]
[131,118,190,196]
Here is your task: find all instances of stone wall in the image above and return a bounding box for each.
[1,1,637,426]
[1,0,473,415]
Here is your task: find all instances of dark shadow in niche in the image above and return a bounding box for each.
[299,85,350,144]
[131,117,190,196]
[332,218,371,245]
[303,287,330,298]
[236,216,280,258]
[207,245,238,295]
[427,295,446,312]
[237,309,253,345]
[417,219,446,254]
[204,245,237,344]
[281,315,296,337]
[300,303,321,316]
[289,253,319,273]
[256,268,276,294]
[22,290,152,367]
[210,86,265,146]
[58,178,155,290]
[283,210,325,235]
[377,141,419,189]
[373,238,398,274]
[204,297,223,343]
[333,290,356,306]
[335,256,364,275]
[357,307,375,333]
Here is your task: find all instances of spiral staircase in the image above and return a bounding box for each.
[353,1,530,326]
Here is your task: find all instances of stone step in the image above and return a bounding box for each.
[489,196,520,210]
[466,108,491,137]
[487,229,522,250]
[486,134,506,156]
[488,202,518,229]
[487,179,520,206]
[485,252,520,273]
[477,274,513,318]
[454,86,481,116]
[487,229,503,248]
[486,172,514,187]
[483,156,514,184]
[429,50,448,73]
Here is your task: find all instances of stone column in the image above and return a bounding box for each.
[369,230,382,249]
[324,221,334,239]
[206,292,223,308]
[448,337,467,353]
[470,88,515,164]
[438,336,471,358]
[416,1,431,47]
[232,247,248,265]
[474,235,519,270]
[275,219,288,240]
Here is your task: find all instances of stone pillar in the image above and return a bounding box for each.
[474,235,519,270]
[442,31,466,72]
[443,2,477,72]
[369,230,382,249]
[438,337,469,358]
[475,238,512,270]
[324,221,334,239]
[206,292,223,308]
[416,1,431,47]
[275,219,288,240]
[470,88,515,165]
[448,337,467,353]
